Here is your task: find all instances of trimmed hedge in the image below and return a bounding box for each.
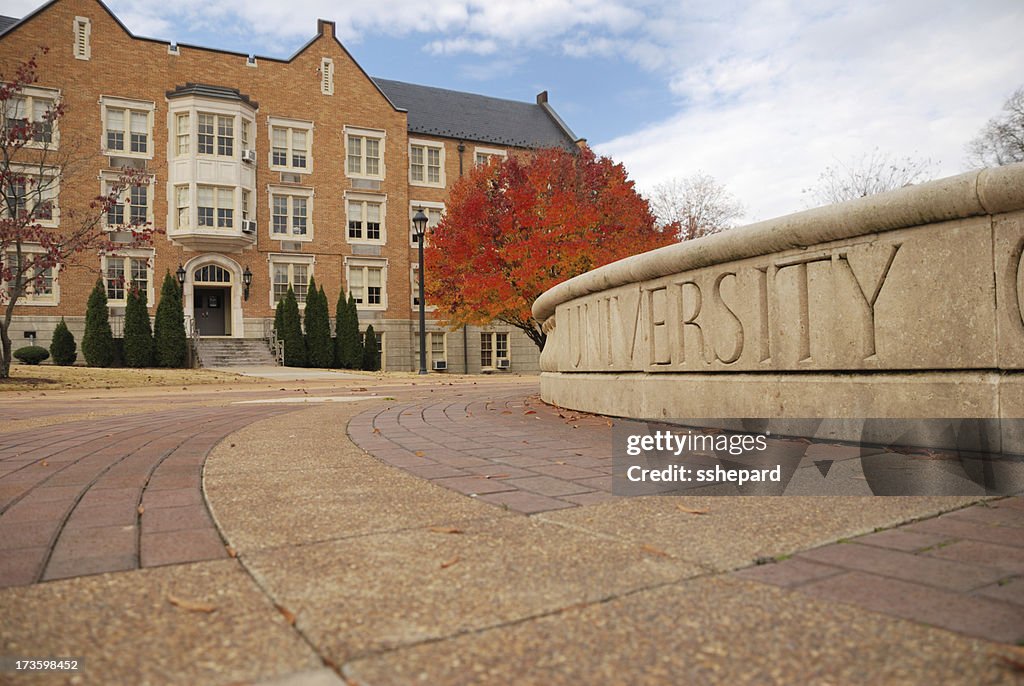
[124,287,154,367]
[362,324,380,371]
[81,279,114,367]
[304,279,333,368]
[14,345,49,365]
[280,287,307,367]
[50,318,77,366]
[153,271,187,368]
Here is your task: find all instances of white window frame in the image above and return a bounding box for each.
[480,331,510,369]
[101,249,155,308]
[3,245,59,306]
[73,16,91,60]
[3,85,60,149]
[409,201,443,248]
[345,126,385,180]
[268,253,315,309]
[415,331,447,369]
[5,164,60,228]
[410,263,437,312]
[101,172,155,230]
[409,138,445,188]
[345,192,386,245]
[195,185,236,229]
[474,146,507,166]
[344,257,387,311]
[268,185,314,241]
[268,116,313,173]
[195,111,237,159]
[100,96,155,159]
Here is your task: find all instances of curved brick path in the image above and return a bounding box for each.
[348,390,622,514]
[0,405,296,588]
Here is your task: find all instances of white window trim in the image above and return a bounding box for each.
[410,264,437,312]
[345,191,386,245]
[100,96,156,159]
[101,249,155,308]
[5,85,61,149]
[409,200,444,248]
[195,184,237,229]
[344,125,386,180]
[480,330,511,369]
[267,116,314,173]
[7,164,60,228]
[474,146,507,165]
[73,17,91,61]
[415,330,447,369]
[267,184,314,241]
[100,172,155,230]
[408,138,445,188]
[344,256,388,311]
[3,245,60,306]
[268,253,315,309]
[320,58,334,95]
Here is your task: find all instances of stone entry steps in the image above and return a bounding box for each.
[195,338,279,368]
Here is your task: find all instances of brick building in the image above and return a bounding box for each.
[0,0,581,372]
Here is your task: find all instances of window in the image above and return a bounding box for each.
[103,253,153,305]
[269,257,314,306]
[196,186,234,228]
[102,97,154,158]
[175,113,189,156]
[3,248,58,305]
[410,203,443,246]
[104,176,152,229]
[346,259,386,309]
[410,264,437,311]
[415,331,446,368]
[268,118,312,172]
[74,17,91,60]
[241,120,251,153]
[346,128,384,178]
[409,140,444,187]
[196,113,234,157]
[347,196,384,243]
[320,58,334,95]
[4,88,58,145]
[175,185,189,228]
[4,169,59,225]
[481,332,509,368]
[474,146,507,166]
[241,190,252,222]
[268,186,312,240]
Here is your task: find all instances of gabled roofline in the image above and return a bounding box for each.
[0,0,405,112]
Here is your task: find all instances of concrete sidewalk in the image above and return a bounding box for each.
[0,379,1021,685]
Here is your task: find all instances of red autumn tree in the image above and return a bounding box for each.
[1,50,154,378]
[424,146,675,350]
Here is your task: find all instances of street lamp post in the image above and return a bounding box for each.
[412,209,429,375]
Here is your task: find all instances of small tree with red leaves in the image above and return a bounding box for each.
[0,49,155,377]
[424,146,675,350]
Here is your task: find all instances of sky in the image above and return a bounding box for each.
[4,0,1023,222]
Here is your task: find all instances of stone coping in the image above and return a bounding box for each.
[533,162,1024,324]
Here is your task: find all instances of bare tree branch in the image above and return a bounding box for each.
[647,172,743,241]
[966,86,1024,168]
[802,149,935,207]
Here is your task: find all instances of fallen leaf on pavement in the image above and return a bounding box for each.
[481,474,510,479]
[372,428,381,435]
[676,504,708,515]
[440,555,460,569]
[167,594,216,613]
[137,505,145,515]
[226,546,237,558]
[415,451,426,457]
[429,526,464,534]
[640,544,670,558]
[524,410,536,415]
[275,604,296,626]
[40,460,48,467]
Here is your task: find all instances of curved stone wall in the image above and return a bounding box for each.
[533,163,1024,423]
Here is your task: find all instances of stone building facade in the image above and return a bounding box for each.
[0,0,580,372]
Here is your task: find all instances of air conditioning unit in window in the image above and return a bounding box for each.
[241,149,257,164]
[432,359,447,371]
[241,220,257,234]
[496,359,510,369]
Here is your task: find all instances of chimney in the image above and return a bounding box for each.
[536,91,548,105]
[317,19,336,39]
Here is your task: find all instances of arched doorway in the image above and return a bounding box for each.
[182,255,244,337]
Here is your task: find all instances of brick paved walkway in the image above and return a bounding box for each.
[0,405,296,588]
[734,497,1024,644]
[348,391,621,514]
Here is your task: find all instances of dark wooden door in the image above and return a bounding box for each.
[194,287,227,336]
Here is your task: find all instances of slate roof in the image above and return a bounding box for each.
[166,83,258,109]
[373,78,578,149]
[0,15,18,35]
